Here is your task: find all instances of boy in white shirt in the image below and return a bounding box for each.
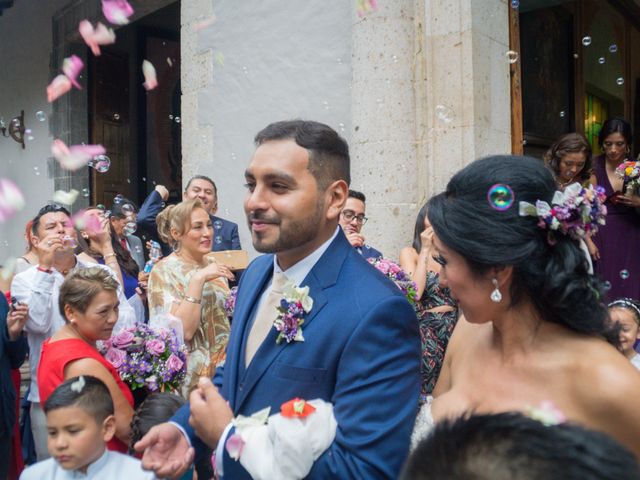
[21,376,155,479]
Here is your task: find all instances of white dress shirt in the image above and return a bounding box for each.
[10,257,136,402]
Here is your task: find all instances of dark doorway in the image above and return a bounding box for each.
[89,1,181,209]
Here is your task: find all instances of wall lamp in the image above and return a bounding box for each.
[0,110,26,149]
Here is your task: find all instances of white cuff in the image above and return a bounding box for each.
[168,421,192,448]
[215,422,234,477]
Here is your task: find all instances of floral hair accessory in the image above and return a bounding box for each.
[70,375,86,393]
[615,159,640,195]
[518,182,607,243]
[273,281,313,344]
[526,400,566,426]
[281,398,317,418]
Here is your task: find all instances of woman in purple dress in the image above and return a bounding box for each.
[591,118,640,300]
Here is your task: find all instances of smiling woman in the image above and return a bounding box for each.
[36,267,134,454]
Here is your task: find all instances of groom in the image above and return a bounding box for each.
[136,120,420,479]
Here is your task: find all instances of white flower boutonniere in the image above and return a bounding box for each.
[273,281,313,344]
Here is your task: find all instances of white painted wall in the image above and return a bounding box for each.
[0,0,69,261]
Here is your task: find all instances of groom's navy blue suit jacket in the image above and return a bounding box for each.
[174,230,420,479]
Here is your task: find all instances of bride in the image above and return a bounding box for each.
[412,155,640,458]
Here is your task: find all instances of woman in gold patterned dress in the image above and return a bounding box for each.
[148,199,235,398]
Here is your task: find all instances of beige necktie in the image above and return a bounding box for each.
[245,271,289,366]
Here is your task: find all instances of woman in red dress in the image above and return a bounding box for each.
[37,267,134,453]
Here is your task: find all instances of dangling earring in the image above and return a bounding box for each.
[490,278,502,303]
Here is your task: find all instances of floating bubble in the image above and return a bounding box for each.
[609,44,618,53]
[26,135,34,141]
[169,114,174,120]
[123,222,137,235]
[215,236,222,245]
[616,77,624,86]
[322,100,330,110]
[573,53,579,59]
[339,122,346,132]
[392,55,398,63]
[435,104,455,124]
[620,269,630,280]
[142,177,147,182]
[559,111,566,118]
[213,220,223,230]
[121,203,135,215]
[487,184,515,211]
[375,98,383,105]
[598,57,605,64]
[511,0,519,8]
[505,50,519,63]
[88,155,110,173]
[113,194,124,204]
[96,204,105,211]
[33,167,40,176]
[113,113,120,120]
[242,66,249,75]
[582,36,592,46]
[36,111,47,122]
[167,57,173,67]
[603,280,612,290]
[336,57,343,64]
[174,116,181,124]
[82,188,90,198]
[62,235,78,249]
[103,210,112,218]
[522,139,528,145]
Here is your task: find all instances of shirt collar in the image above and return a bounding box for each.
[70,449,109,478]
[272,227,340,286]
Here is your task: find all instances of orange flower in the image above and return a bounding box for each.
[280,398,316,418]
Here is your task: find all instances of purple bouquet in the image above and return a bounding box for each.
[224,286,238,320]
[367,258,419,308]
[98,323,188,393]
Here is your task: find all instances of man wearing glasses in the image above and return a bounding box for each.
[338,190,383,260]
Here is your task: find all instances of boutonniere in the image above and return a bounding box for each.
[273,281,313,344]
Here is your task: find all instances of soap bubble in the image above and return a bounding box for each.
[487,184,515,211]
[213,220,223,230]
[392,54,398,63]
[609,44,618,53]
[113,113,120,120]
[62,235,78,249]
[603,280,611,290]
[113,194,124,204]
[33,167,40,176]
[123,222,137,235]
[620,269,630,280]
[616,77,624,86]
[81,188,90,198]
[88,155,110,173]
[96,204,105,210]
[505,50,519,63]
[582,36,592,46]
[36,111,47,122]
[174,116,181,124]
[559,111,566,118]
[435,104,455,124]
[215,236,222,245]
[121,203,135,216]
[598,57,605,64]
[511,0,519,8]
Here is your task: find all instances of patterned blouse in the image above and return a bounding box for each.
[148,254,230,398]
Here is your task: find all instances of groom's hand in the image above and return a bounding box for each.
[135,423,194,478]
[189,377,233,448]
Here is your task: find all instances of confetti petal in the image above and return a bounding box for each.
[0,178,26,223]
[0,257,17,281]
[62,55,84,89]
[79,20,116,56]
[102,0,134,25]
[225,433,244,461]
[47,75,72,103]
[194,15,217,32]
[52,189,80,205]
[52,139,106,171]
[142,60,158,91]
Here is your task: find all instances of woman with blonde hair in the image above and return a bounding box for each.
[148,199,233,398]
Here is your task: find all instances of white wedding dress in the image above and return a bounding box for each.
[410,396,435,450]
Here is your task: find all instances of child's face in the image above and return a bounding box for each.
[610,307,640,356]
[46,406,115,473]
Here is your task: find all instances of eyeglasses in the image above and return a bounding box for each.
[341,209,368,225]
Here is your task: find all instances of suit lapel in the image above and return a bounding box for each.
[235,232,351,411]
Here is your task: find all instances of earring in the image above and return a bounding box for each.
[490,278,502,303]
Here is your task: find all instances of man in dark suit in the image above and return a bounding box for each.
[136,120,420,479]
[137,176,241,255]
[339,189,383,260]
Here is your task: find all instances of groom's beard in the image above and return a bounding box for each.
[248,198,325,254]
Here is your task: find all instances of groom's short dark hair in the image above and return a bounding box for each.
[402,412,639,480]
[254,120,350,189]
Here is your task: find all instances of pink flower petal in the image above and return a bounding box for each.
[47,75,72,103]
[102,0,134,25]
[225,433,244,460]
[79,20,116,56]
[142,60,158,90]
[194,15,217,32]
[72,210,103,235]
[62,55,84,89]
[52,139,106,171]
[0,178,25,223]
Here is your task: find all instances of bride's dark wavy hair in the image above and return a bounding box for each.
[427,155,616,344]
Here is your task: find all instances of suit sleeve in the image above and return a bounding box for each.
[220,295,421,479]
[230,223,241,250]
[137,190,164,234]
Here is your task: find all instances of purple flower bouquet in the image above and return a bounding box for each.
[368,257,419,309]
[224,286,238,320]
[98,323,188,393]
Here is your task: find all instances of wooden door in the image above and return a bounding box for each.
[89,51,131,207]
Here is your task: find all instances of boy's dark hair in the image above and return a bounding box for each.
[44,376,114,423]
[185,175,217,196]
[254,120,350,189]
[130,393,185,451]
[402,412,640,480]
[348,189,366,203]
[31,204,71,236]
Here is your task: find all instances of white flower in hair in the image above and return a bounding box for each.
[70,376,86,393]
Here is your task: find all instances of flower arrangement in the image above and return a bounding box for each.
[615,160,640,195]
[224,286,238,320]
[98,323,187,393]
[519,182,607,242]
[274,282,313,344]
[367,258,419,308]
